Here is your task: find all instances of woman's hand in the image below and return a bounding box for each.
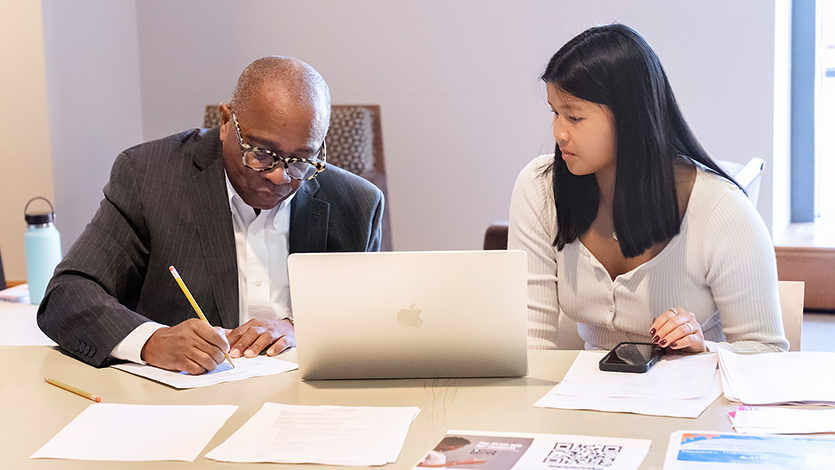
[649,307,705,353]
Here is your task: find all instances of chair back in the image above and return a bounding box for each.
[202,104,392,251]
[778,280,804,351]
[716,157,765,206]
[326,105,392,251]
[204,105,221,128]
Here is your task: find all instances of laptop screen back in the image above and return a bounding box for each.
[288,250,528,380]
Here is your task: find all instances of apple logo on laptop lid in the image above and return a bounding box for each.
[397,303,423,327]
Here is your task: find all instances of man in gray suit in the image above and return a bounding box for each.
[37,56,383,374]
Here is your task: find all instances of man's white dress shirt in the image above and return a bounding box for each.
[110,172,293,363]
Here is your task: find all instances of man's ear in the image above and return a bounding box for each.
[218,103,231,143]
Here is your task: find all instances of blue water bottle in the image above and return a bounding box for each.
[24,197,62,305]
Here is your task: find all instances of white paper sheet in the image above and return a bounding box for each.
[535,351,722,418]
[205,403,420,466]
[718,349,835,405]
[730,406,835,434]
[556,351,718,399]
[662,430,835,470]
[414,430,650,470]
[31,403,237,461]
[113,355,297,388]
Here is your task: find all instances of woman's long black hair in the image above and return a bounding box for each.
[542,24,739,258]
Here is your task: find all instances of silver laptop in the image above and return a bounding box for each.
[288,250,528,380]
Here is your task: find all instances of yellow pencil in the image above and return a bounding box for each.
[169,266,235,368]
[45,378,101,402]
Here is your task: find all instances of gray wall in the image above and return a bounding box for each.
[42,0,144,252]
[19,0,784,275]
[134,0,783,251]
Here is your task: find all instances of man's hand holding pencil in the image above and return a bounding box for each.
[139,265,295,374]
[141,318,232,374]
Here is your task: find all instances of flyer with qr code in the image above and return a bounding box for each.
[414,430,650,470]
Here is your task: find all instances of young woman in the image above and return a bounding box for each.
[508,24,787,353]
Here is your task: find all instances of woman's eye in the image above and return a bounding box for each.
[568,116,583,122]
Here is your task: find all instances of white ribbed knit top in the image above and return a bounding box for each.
[508,155,788,353]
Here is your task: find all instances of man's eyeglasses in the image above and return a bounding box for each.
[231,111,326,181]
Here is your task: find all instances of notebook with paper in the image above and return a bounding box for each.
[288,250,529,380]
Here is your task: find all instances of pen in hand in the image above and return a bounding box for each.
[45,378,101,402]
[169,266,235,369]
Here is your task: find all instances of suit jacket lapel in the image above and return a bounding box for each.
[188,129,239,328]
[289,178,329,253]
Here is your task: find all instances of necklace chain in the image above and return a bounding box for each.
[600,195,618,241]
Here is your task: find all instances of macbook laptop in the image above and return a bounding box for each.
[288,250,528,380]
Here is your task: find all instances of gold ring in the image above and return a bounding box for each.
[685,323,692,335]
[668,307,678,315]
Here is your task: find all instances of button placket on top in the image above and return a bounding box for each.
[245,213,271,321]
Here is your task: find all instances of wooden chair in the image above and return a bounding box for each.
[203,104,392,251]
[778,280,804,351]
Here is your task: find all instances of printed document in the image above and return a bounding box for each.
[535,351,721,418]
[718,349,835,405]
[663,430,835,469]
[729,406,835,434]
[414,430,650,470]
[113,355,297,388]
[205,403,420,465]
[31,403,237,461]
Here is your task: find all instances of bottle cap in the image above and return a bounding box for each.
[24,197,56,225]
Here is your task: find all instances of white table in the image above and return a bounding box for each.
[0,346,733,469]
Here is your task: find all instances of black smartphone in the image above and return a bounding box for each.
[598,342,665,373]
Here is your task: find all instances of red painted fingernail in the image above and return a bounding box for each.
[670,342,678,348]
[649,328,656,336]
[659,339,667,346]
[653,335,660,343]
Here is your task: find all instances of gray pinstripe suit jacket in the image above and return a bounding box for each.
[37,127,383,366]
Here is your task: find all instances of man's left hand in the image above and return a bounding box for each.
[227,318,295,358]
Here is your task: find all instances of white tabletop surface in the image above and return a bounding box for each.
[0,346,734,470]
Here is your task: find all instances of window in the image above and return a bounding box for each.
[818,1,835,220]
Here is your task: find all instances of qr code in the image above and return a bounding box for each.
[543,442,622,469]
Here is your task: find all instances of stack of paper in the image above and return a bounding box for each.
[535,351,722,418]
[205,403,420,466]
[729,406,835,434]
[718,349,835,405]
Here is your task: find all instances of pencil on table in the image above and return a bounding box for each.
[168,266,235,368]
[45,378,101,402]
